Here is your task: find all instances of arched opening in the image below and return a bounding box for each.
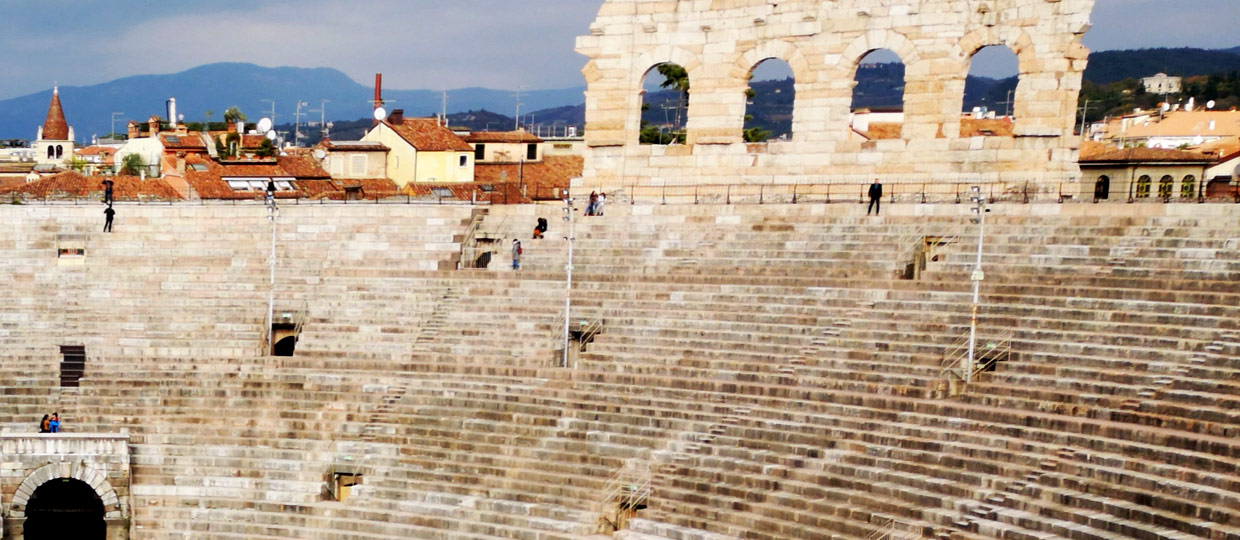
[744,59,795,143]
[1181,175,1197,199]
[639,63,689,145]
[851,49,905,139]
[55,145,64,159]
[1095,176,1111,200]
[46,146,55,159]
[1135,175,1152,199]
[1158,175,1174,199]
[962,45,1019,137]
[273,336,297,357]
[24,478,105,540]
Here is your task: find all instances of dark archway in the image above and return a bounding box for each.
[1094,175,1110,200]
[273,336,297,357]
[24,478,105,540]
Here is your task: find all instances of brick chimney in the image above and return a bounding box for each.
[127,121,140,140]
[388,109,404,124]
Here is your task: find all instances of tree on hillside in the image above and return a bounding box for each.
[223,106,246,124]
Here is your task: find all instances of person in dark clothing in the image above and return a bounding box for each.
[533,217,548,239]
[266,180,276,205]
[39,414,49,433]
[103,205,115,232]
[586,191,598,216]
[101,179,114,204]
[867,180,883,216]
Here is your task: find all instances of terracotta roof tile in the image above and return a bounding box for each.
[41,89,70,141]
[0,171,182,200]
[385,118,474,152]
[462,131,543,144]
[473,155,581,199]
[1079,141,1215,163]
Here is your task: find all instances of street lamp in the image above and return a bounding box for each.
[561,196,576,369]
[966,186,987,384]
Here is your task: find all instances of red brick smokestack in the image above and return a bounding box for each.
[373,73,383,127]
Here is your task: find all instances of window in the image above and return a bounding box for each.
[432,187,454,198]
[478,184,495,192]
[189,164,208,172]
[166,136,181,144]
[1158,175,1174,199]
[460,154,469,167]
[350,154,367,177]
[47,146,55,159]
[55,145,63,159]
[1094,176,1110,200]
[1181,175,1197,198]
[1135,175,1152,198]
[526,143,537,161]
[474,144,486,161]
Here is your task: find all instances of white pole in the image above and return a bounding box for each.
[267,201,277,355]
[966,193,985,384]
[562,198,575,369]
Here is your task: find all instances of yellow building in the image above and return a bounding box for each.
[361,111,474,187]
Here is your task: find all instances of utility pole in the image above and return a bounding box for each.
[293,101,307,147]
[266,196,279,356]
[441,90,449,127]
[110,112,125,140]
[1002,90,1014,118]
[513,86,524,131]
[316,100,331,139]
[261,99,277,128]
[1078,99,1093,138]
[966,186,987,385]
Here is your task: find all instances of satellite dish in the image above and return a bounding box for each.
[374,107,388,121]
[1208,100,1217,110]
[257,118,273,133]
[313,149,326,160]
[1160,103,1171,113]
[265,130,278,141]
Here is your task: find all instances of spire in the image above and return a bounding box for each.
[41,86,69,141]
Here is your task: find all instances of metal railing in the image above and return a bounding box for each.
[598,464,652,533]
[940,328,1014,383]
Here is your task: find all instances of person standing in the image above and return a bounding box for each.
[49,412,60,433]
[596,192,606,216]
[586,191,598,216]
[512,239,522,270]
[867,180,883,216]
[103,204,116,232]
[101,179,114,205]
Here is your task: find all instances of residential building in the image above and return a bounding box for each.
[360,110,474,187]
[1079,141,1213,201]
[465,130,583,200]
[1141,73,1182,95]
[1093,109,1240,150]
[317,140,389,179]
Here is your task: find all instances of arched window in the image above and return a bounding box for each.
[745,59,795,143]
[55,145,63,159]
[47,146,55,159]
[1158,175,1174,199]
[1094,175,1110,200]
[1135,175,1152,198]
[1181,175,1197,199]
[962,45,1019,137]
[851,49,905,139]
[639,63,690,145]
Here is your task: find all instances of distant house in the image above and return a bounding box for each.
[317,140,389,179]
[464,130,582,200]
[1079,142,1214,201]
[361,110,474,187]
[1141,73,1182,95]
[1094,109,1240,150]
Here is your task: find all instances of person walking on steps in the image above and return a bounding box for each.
[867,180,883,216]
[104,204,116,232]
[49,412,60,433]
[512,239,522,270]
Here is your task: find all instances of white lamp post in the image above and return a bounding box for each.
[562,196,576,369]
[966,186,986,384]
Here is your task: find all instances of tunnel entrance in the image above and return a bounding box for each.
[24,478,105,540]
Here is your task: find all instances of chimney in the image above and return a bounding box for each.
[176,152,186,173]
[148,115,162,137]
[127,121,139,140]
[388,109,404,124]
[373,73,383,127]
[167,98,178,128]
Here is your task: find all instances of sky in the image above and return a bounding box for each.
[0,0,1237,101]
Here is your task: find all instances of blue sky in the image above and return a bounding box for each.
[0,0,1236,100]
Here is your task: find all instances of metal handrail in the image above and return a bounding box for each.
[940,328,1014,381]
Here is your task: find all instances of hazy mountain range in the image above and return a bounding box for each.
[3,46,1239,142]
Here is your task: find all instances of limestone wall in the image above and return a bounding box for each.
[576,0,1096,195]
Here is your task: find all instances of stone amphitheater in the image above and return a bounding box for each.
[5,1,1240,540]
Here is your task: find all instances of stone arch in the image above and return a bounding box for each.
[632,46,702,85]
[11,463,122,518]
[734,40,813,84]
[949,27,1038,136]
[840,30,921,72]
